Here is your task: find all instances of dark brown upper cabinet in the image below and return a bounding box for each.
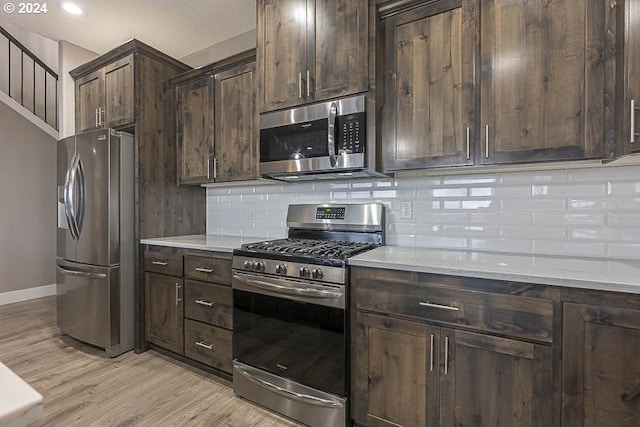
[176,75,215,185]
[257,0,368,113]
[75,54,134,133]
[382,0,610,172]
[617,0,640,156]
[383,0,476,171]
[174,51,258,185]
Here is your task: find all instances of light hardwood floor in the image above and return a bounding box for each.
[0,296,301,426]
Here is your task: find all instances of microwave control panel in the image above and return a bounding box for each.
[336,112,365,154]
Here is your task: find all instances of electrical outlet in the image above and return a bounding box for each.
[401,201,412,219]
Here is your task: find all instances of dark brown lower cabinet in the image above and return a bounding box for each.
[145,272,184,355]
[353,312,552,427]
[562,303,640,427]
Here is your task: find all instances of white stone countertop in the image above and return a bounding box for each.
[349,246,640,294]
[140,234,264,253]
[0,362,43,427]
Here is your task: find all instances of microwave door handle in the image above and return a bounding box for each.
[328,101,338,167]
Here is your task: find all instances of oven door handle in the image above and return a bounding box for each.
[233,273,344,299]
[234,363,343,409]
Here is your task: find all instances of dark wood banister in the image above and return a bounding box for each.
[0,25,58,79]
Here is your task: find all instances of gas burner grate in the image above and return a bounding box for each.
[240,238,377,260]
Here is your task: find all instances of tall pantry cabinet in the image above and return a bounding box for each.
[70,40,206,350]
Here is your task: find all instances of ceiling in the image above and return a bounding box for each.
[0,0,256,59]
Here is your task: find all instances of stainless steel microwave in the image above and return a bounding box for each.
[259,94,381,181]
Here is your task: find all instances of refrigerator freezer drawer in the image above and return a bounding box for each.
[56,259,120,354]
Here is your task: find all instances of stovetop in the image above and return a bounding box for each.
[241,238,377,259]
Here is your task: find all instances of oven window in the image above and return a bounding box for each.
[233,289,346,397]
[260,118,329,162]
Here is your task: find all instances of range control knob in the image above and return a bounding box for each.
[275,264,288,275]
[311,268,324,279]
[299,267,311,278]
[255,261,266,272]
[243,260,255,271]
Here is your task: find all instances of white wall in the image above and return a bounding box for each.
[207,162,640,260]
[0,100,56,295]
[58,41,98,138]
[180,29,256,68]
[1,22,59,73]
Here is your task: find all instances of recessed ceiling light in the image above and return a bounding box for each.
[62,2,83,15]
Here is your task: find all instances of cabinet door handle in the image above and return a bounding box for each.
[429,334,434,372]
[99,107,105,126]
[195,299,214,307]
[175,283,182,305]
[213,157,217,179]
[632,100,637,144]
[195,341,214,350]
[484,124,489,158]
[95,108,99,127]
[194,267,214,273]
[306,69,311,97]
[466,126,470,160]
[444,336,449,375]
[152,261,168,266]
[419,301,460,311]
[298,72,303,98]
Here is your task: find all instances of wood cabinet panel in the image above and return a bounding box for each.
[310,0,368,102]
[103,54,135,128]
[480,0,605,163]
[145,272,183,355]
[184,319,233,373]
[143,246,183,277]
[183,254,231,284]
[75,70,103,133]
[257,0,306,112]
[353,312,439,427]
[355,275,553,343]
[619,0,640,154]
[439,329,553,427]
[215,62,258,182]
[184,279,233,330]
[384,0,475,171]
[562,303,640,427]
[176,75,214,185]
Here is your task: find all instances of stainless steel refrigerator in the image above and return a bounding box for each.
[56,128,134,357]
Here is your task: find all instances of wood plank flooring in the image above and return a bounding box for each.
[0,297,301,426]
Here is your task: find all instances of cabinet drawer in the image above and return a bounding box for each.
[184,319,232,373]
[356,280,553,344]
[184,279,232,329]
[184,254,231,284]
[144,247,183,276]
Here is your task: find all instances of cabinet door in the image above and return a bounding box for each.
[562,303,640,427]
[621,0,640,154]
[383,0,476,171]
[352,312,439,427]
[75,69,103,133]
[145,272,184,354]
[215,62,259,182]
[176,75,215,185]
[257,0,307,112]
[103,54,135,128]
[308,0,368,102]
[480,0,605,164]
[439,329,553,427]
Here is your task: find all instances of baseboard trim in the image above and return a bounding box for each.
[0,284,56,306]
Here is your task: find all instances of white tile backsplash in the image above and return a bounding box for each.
[206,164,640,260]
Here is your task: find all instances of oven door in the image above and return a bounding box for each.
[232,271,347,397]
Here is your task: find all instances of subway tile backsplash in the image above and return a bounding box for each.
[206,164,640,260]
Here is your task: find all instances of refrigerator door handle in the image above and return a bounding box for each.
[63,155,80,240]
[56,265,107,280]
[75,157,86,236]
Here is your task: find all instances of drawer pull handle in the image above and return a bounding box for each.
[195,267,214,273]
[195,341,214,351]
[419,301,460,311]
[152,261,168,266]
[195,299,214,307]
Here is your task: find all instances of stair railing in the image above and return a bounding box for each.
[0,26,58,130]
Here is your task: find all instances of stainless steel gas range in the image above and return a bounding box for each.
[231,203,385,427]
